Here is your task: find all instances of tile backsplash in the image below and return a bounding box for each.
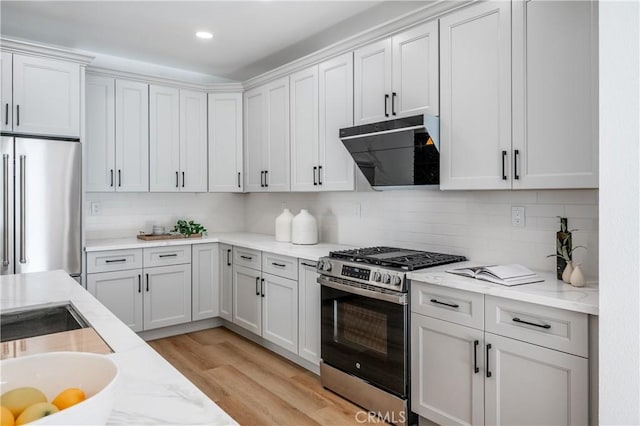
[244,187,599,280]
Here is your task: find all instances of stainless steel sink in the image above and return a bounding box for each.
[0,302,90,342]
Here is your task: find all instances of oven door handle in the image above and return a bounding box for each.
[317,276,407,305]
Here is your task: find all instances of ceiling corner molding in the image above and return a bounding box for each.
[242,0,475,90]
[0,37,94,64]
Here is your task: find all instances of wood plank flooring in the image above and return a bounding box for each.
[149,327,386,425]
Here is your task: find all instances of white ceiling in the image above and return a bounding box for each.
[0,1,428,82]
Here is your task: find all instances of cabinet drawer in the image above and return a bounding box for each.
[262,252,298,280]
[485,296,588,357]
[233,246,261,270]
[87,249,142,273]
[411,281,484,330]
[143,245,191,267]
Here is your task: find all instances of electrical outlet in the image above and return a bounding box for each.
[511,206,525,227]
[90,202,101,216]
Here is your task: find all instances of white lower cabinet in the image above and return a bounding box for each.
[191,243,219,321]
[233,264,263,335]
[218,243,233,322]
[298,259,320,365]
[411,281,589,426]
[262,272,298,353]
[144,264,191,330]
[87,269,144,332]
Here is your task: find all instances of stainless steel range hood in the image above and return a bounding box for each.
[339,114,440,190]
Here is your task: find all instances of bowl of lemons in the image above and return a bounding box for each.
[0,352,119,425]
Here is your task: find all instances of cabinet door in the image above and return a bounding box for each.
[262,272,298,353]
[209,93,243,192]
[232,264,262,335]
[219,243,233,321]
[290,66,319,192]
[411,314,484,426]
[1,52,12,132]
[318,52,355,191]
[85,75,116,192]
[512,0,598,189]
[12,55,80,137]
[180,90,208,192]
[354,38,392,125]
[244,87,265,192]
[144,264,192,330]
[298,260,320,365]
[87,270,143,332]
[264,77,290,192]
[439,1,512,190]
[115,79,149,192]
[192,243,219,321]
[392,20,439,117]
[485,333,588,426]
[149,85,180,192]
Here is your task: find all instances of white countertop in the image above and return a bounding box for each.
[86,232,354,261]
[407,261,599,315]
[0,270,237,425]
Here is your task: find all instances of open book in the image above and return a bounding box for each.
[446,264,544,286]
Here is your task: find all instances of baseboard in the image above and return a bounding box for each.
[139,317,223,341]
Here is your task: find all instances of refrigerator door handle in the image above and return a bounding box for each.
[2,154,9,266]
[19,155,26,264]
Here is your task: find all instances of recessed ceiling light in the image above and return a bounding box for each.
[195,31,213,40]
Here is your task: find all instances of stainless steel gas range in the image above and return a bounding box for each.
[317,247,466,426]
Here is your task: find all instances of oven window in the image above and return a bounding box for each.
[338,302,387,355]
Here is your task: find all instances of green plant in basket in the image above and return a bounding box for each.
[172,220,207,237]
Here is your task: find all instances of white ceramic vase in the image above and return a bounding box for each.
[570,263,585,287]
[275,208,294,242]
[561,261,574,283]
[291,209,318,245]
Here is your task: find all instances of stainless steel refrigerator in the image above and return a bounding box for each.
[0,135,81,277]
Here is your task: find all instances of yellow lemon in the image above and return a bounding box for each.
[51,388,85,411]
[0,406,15,426]
[15,403,58,426]
[0,388,46,418]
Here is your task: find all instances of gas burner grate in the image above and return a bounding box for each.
[329,246,467,271]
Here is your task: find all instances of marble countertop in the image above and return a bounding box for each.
[408,261,599,315]
[86,232,354,261]
[0,270,237,425]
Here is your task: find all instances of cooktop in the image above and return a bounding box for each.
[328,246,467,271]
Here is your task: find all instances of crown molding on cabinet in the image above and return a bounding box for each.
[242,0,474,91]
[87,66,244,92]
[0,37,94,65]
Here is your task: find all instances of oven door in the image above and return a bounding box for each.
[320,277,408,398]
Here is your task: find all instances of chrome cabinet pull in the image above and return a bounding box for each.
[19,155,26,264]
[512,317,550,329]
[2,154,9,266]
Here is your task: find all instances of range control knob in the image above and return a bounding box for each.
[372,271,382,282]
[381,273,391,284]
[391,275,402,286]
[321,260,332,271]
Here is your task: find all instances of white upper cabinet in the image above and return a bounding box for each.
[354,21,438,125]
[244,76,290,192]
[209,93,243,192]
[290,66,319,192]
[86,75,116,192]
[115,79,149,192]
[149,86,207,192]
[512,0,598,189]
[149,85,180,192]
[290,53,355,192]
[1,52,12,132]
[354,39,392,125]
[10,54,80,137]
[439,1,512,190]
[179,90,208,192]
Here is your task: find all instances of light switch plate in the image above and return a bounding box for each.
[90,202,101,216]
[511,206,525,227]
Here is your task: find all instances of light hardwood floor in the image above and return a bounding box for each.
[149,327,386,425]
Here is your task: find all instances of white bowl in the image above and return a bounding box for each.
[0,352,119,425]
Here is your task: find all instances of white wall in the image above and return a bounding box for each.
[84,192,245,240]
[598,1,640,423]
[245,184,599,280]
